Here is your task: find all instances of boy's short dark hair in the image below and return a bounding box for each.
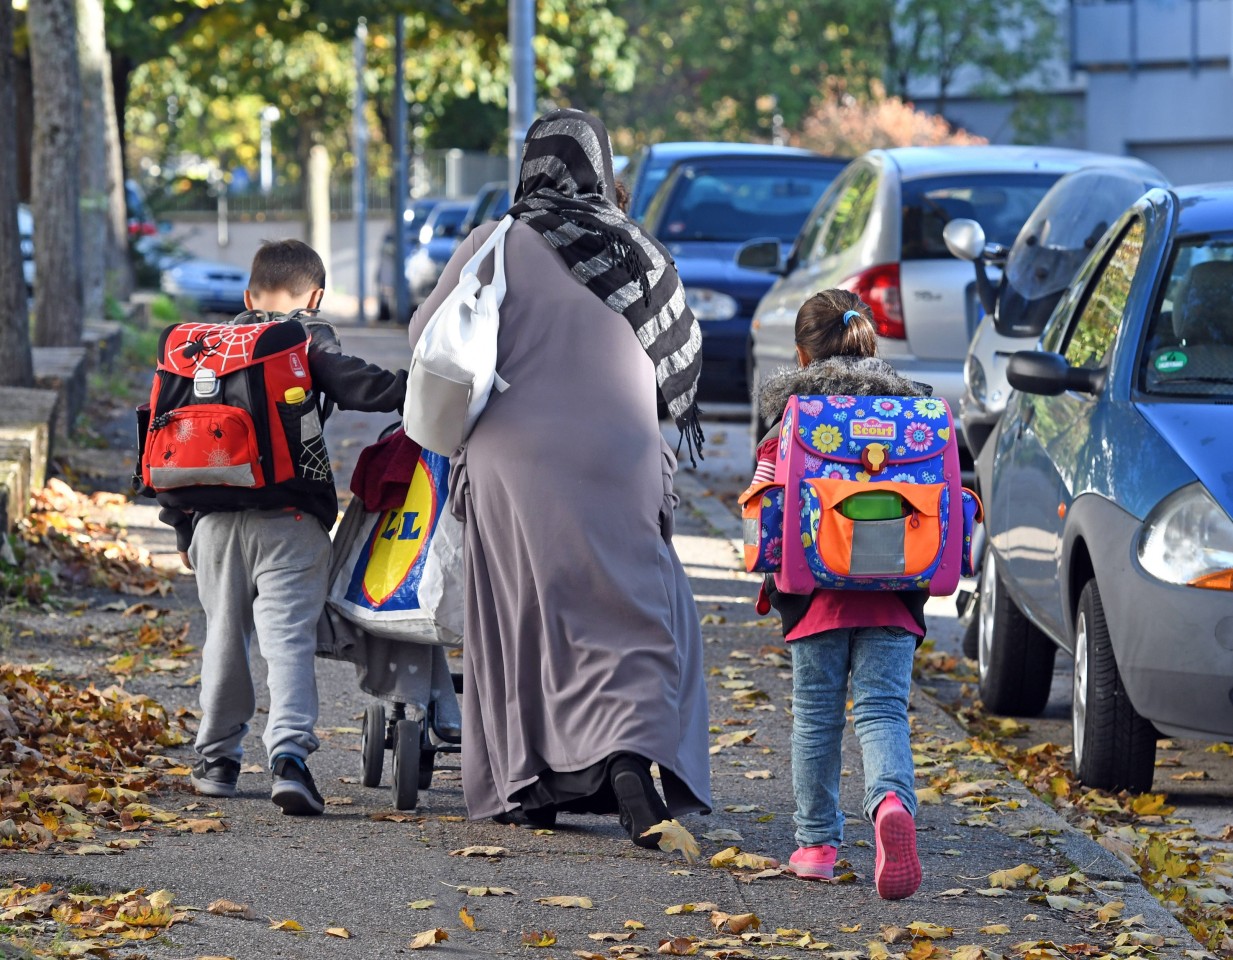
[249,239,326,296]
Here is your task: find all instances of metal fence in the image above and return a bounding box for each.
[151,148,505,217]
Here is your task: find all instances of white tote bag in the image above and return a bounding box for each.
[403,215,515,455]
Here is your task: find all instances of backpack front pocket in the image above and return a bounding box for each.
[738,481,784,573]
[802,479,947,583]
[144,404,262,490]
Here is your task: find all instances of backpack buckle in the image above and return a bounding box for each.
[193,368,219,398]
[860,442,889,474]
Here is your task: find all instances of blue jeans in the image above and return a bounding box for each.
[790,625,917,848]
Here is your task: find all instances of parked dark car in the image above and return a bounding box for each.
[407,200,471,307]
[624,141,823,223]
[639,150,847,401]
[376,197,444,321]
[977,183,1233,792]
[458,181,510,240]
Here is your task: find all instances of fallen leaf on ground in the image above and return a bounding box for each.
[658,937,698,955]
[641,819,701,862]
[269,919,303,931]
[409,928,448,949]
[459,906,477,930]
[710,910,759,934]
[325,927,351,938]
[449,845,507,857]
[408,899,435,909]
[206,899,256,920]
[589,931,636,942]
[522,930,557,948]
[536,895,593,908]
[665,902,719,915]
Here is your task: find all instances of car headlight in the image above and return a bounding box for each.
[1138,482,1233,589]
[965,354,987,408]
[685,287,738,322]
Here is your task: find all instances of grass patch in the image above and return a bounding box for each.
[149,294,180,325]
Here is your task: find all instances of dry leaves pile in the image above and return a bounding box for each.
[0,663,195,852]
[12,478,169,600]
[0,883,188,957]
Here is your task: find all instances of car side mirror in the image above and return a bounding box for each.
[1006,351,1105,396]
[736,237,783,274]
[942,218,986,262]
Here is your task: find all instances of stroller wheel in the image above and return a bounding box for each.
[418,748,435,791]
[361,703,386,788]
[392,718,421,810]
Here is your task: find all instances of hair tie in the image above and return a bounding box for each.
[842,309,860,327]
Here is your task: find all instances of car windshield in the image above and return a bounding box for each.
[1006,169,1162,300]
[652,160,838,243]
[901,173,1059,261]
[430,206,466,238]
[1141,236,1233,399]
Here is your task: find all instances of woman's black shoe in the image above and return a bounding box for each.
[492,806,558,828]
[610,756,670,849]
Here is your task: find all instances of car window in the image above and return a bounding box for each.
[653,160,838,243]
[1061,217,1146,371]
[815,165,878,260]
[432,207,467,237]
[900,173,1058,261]
[1140,234,1233,398]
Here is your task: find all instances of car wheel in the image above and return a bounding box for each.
[977,549,1056,716]
[1071,580,1157,792]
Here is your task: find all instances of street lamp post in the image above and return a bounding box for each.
[260,105,280,195]
[354,18,368,324]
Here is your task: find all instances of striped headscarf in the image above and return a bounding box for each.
[506,109,705,462]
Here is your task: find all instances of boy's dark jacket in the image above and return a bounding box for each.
[157,312,407,551]
[756,355,932,639]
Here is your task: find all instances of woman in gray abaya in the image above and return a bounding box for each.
[406,109,711,847]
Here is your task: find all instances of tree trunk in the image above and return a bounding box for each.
[14,40,30,202]
[29,0,84,347]
[0,0,33,387]
[102,44,132,300]
[76,0,108,320]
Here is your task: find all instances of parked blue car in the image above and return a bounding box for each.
[639,150,847,401]
[978,183,1233,792]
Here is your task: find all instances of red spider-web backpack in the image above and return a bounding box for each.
[133,311,334,516]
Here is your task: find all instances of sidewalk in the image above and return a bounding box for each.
[0,429,1204,958]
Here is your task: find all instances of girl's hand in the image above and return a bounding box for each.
[179,550,193,571]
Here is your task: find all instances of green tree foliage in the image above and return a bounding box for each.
[601,0,885,150]
[878,0,1061,125]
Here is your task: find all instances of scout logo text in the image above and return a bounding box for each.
[850,417,896,441]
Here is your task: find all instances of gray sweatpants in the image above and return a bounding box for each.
[188,508,331,765]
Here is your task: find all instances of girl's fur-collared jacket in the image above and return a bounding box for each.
[754,355,932,639]
[757,355,931,443]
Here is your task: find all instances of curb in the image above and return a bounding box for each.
[672,464,1203,953]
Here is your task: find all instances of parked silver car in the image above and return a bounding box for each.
[741,146,1125,446]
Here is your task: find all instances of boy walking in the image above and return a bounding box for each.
[157,239,406,814]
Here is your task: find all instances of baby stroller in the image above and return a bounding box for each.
[317,425,465,810]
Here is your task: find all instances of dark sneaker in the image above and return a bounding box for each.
[270,754,325,816]
[610,754,670,850]
[190,757,240,798]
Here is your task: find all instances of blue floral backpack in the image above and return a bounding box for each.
[739,394,981,596]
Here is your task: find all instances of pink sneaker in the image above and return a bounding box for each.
[874,792,921,900]
[788,844,838,880]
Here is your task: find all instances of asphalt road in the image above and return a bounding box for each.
[1,317,1227,959]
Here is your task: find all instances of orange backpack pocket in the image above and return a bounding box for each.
[143,404,262,490]
[738,481,784,573]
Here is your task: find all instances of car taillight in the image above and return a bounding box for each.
[839,263,905,339]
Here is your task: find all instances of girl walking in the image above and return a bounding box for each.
[749,289,926,900]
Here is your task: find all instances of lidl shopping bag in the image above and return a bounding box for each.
[325,447,462,645]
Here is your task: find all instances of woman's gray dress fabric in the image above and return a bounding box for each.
[407,219,712,820]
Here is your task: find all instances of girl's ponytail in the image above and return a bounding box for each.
[794,289,878,363]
